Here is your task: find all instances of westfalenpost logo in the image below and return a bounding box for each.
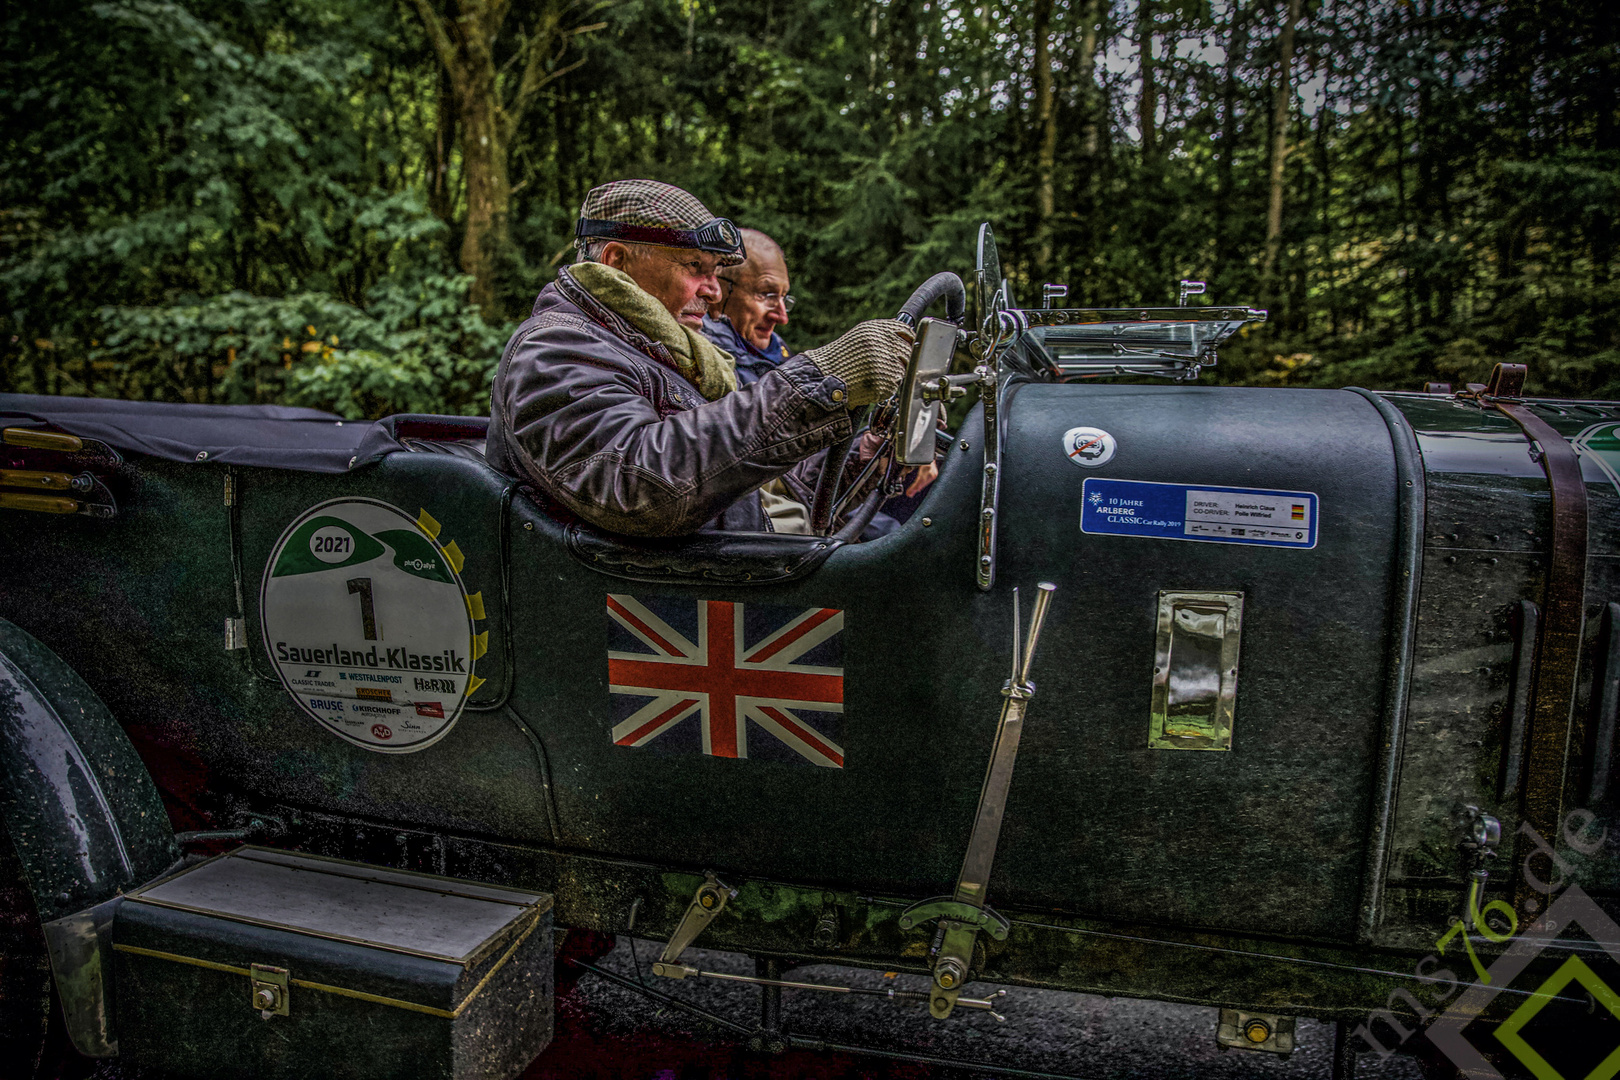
[1356,810,1616,1079]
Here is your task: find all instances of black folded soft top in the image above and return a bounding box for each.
[0,394,489,473]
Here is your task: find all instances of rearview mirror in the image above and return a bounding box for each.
[895,318,962,467]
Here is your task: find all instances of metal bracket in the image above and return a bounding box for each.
[896,897,1010,940]
[0,428,122,519]
[250,963,289,1018]
[224,617,247,651]
[651,872,734,979]
[975,359,1002,590]
[918,373,977,404]
[585,953,1008,1021]
[1458,805,1502,931]
[1217,1009,1295,1054]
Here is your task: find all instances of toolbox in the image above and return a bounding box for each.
[113,846,553,1080]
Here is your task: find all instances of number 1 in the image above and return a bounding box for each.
[347,577,377,640]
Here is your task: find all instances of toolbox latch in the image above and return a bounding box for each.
[250,963,289,1018]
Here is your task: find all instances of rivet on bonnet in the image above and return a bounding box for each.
[575,179,746,266]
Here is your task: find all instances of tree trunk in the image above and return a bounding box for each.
[1073,0,1102,292]
[458,78,511,316]
[429,66,457,229]
[1215,1,1251,292]
[1589,2,1616,287]
[1315,66,1337,336]
[1033,0,1057,280]
[1261,0,1303,297]
[1076,0,1101,159]
[1394,107,1414,333]
[1137,0,1157,162]
[409,0,595,317]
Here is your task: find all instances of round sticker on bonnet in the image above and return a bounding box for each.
[260,498,474,753]
[1062,426,1117,468]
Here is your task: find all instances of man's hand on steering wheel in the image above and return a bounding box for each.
[800,319,914,407]
[804,274,963,535]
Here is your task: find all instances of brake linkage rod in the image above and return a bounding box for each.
[569,959,1087,1080]
[658,965,1008,1019]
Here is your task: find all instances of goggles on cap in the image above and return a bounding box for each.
[575,216,745,258]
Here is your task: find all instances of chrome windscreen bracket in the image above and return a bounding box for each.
[975,361,1001,591]
[973,314,1016,591]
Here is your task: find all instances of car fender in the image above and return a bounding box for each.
[0,618,179,1056]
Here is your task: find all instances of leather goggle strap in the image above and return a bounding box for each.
[575,217,745,259]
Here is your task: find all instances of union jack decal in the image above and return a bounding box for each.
[606,594,845,768]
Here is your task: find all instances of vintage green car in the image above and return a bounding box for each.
[2,227,1616,1079]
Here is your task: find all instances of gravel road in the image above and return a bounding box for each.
[521,937,1431,1080]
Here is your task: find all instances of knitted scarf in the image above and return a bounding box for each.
[567,262,738,401]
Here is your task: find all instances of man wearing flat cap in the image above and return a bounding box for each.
[487,179,913,537]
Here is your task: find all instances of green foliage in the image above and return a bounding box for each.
[2,0,1616,412]
[96,270,502,417]
[0,0,505,414]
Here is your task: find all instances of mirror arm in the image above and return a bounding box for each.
[919,373,980,403]
[970,308,1025,591]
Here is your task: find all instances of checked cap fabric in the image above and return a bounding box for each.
[577,180,745,266]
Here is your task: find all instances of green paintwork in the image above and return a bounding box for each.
[373,529,457,584]
[1574,421,1620,497]
[0,619,178,921]
[1379,391,1620,934]
[271,515,388,578]
[1,379,1617,1055]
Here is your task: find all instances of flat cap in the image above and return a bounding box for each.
[575,179,746,266]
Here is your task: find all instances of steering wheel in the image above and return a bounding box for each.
[809,273,967,536]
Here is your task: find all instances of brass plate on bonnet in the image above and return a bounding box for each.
[1149,590,1243,750]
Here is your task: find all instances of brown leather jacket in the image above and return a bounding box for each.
[486,268,852,536]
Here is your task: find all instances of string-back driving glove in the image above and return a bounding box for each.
[799,320,915,407]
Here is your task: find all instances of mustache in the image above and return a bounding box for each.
[681,302,708,316]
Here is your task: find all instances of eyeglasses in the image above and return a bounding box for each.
[720,278,796,312]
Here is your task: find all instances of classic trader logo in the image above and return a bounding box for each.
[1354,811,1615,1079]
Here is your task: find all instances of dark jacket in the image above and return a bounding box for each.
[486,268,852,537]
[700,314,787,386]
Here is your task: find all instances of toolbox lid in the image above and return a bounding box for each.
[127,847,546,967]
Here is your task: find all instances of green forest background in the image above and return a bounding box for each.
[2,0,1616,418]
